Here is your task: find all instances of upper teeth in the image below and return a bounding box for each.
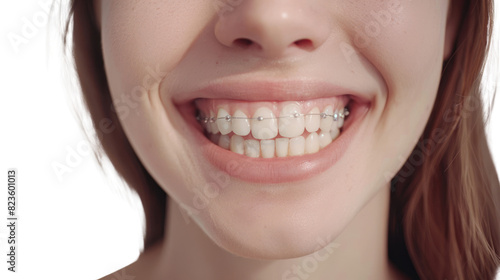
[279,103,305,138]
[216,108,232,135]
[198,106,348,139]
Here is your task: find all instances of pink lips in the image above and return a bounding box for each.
[175,79,372,183]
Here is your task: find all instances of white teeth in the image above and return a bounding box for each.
[275,138,289,157]
[209,111,219,134]
[305,132,320,154]
[318,131,332,148]
[251,107,278,140]
[330,126,340,140]
[244,140,260,158]
[218,135,230,150]
[230,135,244,155]
[305,107,321,133]
[216,108,232,135]
[319,106,333,132]
[261,140,275,158]
[199,104,349,157]
[289,136,305,156]
[336,109,344,128]
[279,103,305,138]
[232,110,251,136]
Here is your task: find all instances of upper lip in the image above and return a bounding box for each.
[172,77,374,105]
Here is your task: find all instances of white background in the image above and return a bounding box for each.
[0,1,499,279]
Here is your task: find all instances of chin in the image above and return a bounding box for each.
[186,178,354,260]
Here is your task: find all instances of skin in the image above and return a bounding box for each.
[96,0,460,279]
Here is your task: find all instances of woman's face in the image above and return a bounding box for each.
[98,0,453,258]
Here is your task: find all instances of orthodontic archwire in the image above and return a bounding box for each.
[197,108,350,124]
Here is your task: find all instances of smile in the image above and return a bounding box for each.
[195,99,350,158]
[174,79,371,183]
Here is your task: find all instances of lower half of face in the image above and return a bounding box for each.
[100,0,450,258]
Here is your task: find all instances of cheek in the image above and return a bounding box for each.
[383,1,445,136]
[353,0,447,94]
[99,1,221,206]
[345,0,448,182]
[101,0,214,95]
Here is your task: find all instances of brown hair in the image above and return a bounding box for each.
[387,1,500,279]
[65,0,500,278]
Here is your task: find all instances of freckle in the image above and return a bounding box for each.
[216,61,219,65]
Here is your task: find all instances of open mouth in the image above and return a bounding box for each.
[173,80,370,183]
[195,98,350,158]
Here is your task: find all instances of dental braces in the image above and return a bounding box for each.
[197,108,350,124]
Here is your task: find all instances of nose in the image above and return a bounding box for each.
[214,0,331,59]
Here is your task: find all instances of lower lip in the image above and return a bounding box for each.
[184,102,368,184]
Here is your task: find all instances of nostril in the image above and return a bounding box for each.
[233,38,254,48]
[293,39,314,51]
[232,38,314,52]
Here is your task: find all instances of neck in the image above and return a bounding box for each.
[151,184,398,280]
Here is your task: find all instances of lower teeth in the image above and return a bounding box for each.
[208,130,340,158]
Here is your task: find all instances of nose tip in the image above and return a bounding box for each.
[214,1,330,58]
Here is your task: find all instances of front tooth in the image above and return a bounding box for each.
[330,126,340,140]
[209,110,219,134]
[251,107,278,140]
[305,133,320,154]
[275,138,289,157]
[216,108,232,135]
[261,140,275,158]
[244,140,260,158]
[305,107,320,133]
[279,103,304,138]
[336,109,345,128]
[319,106,333,132]
[232,110,251,136]
[318,131,332,148]
[230,135,244,155]
[289,136,305,156]
[218,135,230,150]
